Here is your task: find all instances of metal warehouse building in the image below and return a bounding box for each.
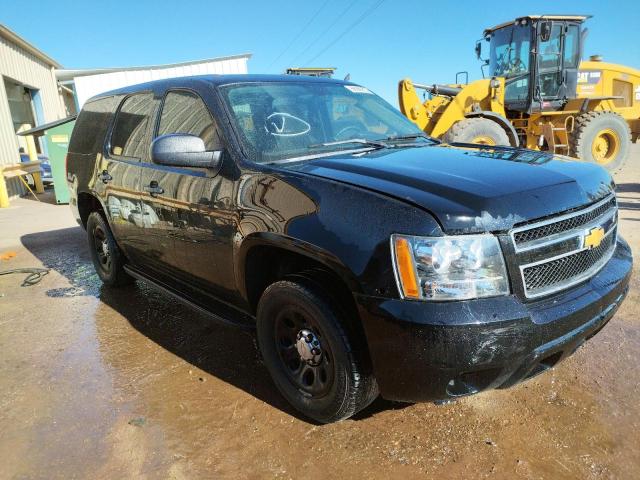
[1,23,251,201]
[0,25,74,198]
[56,54,251,110]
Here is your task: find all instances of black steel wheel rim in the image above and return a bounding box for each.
[274,306,335,398]
[92,225,112,273]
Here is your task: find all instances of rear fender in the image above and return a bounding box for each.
[76,190,109,229]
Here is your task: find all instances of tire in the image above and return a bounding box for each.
[570,111,631,171]
[443,117,510,146]
[86,211,133,287]
[256,279,378,423]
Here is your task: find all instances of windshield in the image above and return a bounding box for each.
[489,25,531,78]
[220,82,429,164]
[488,24,531,103]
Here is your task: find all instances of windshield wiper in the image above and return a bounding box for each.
[309,138,389,149]
[383,133,440,144]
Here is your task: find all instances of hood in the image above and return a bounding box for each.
[288,145,614,233]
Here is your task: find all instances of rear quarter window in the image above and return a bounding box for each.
[68,96,120,155]
[110,93,155,160]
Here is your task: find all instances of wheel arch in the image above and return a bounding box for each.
[465,111,520,147]
[237,233,363,315]
[77,190,107,228]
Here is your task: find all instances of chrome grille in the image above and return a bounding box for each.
[510,194,618,298]
[522,229,615,292]
[513,196,616,245]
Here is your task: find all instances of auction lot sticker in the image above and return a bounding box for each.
[345,85,373,94]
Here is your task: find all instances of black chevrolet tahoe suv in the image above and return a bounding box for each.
[66,75,632,423]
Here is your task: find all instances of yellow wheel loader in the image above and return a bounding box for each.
[398,15,640,170]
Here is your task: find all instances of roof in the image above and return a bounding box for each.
[485,15,591,34]
[55,54,252,82]
[91,74,352,101]
[17,116,76,137]
[0,24,62,68]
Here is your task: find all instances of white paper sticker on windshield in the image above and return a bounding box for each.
[344,85,372,94]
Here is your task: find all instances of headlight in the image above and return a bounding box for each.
[391,234,509,301]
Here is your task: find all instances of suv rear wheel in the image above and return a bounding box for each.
[87,211,133,287]
[256,279,377,423]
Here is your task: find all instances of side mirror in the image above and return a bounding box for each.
[540,21,552,42]
[151,134,222,170]
[475,41,482,59]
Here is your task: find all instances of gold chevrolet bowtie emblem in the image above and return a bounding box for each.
[584,227,605,249]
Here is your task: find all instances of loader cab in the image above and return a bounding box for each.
[483,15,589,114]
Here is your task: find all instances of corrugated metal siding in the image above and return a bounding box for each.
[0,35,66,197]
[73,57,249,108]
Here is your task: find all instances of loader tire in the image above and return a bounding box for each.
[570,111,631,171]
[443,118,510,146]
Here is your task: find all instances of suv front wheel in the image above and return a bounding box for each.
[257,279,378,423]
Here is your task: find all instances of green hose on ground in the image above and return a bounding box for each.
[0,268,50,286]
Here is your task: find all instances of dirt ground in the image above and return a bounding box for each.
[1,147,639,480]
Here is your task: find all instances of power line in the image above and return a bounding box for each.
[267,0,331,69]
[305,0,386,66]
[288,0,359,66]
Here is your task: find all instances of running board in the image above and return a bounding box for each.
[124,265,255,330]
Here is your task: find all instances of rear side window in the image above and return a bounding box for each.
[157,90,222,150]
[68,96,119,155]
[110,93,155,159]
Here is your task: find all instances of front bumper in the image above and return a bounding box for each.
[356,237,633,402]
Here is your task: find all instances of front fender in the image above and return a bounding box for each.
[234,170,443,299]
[235,232,362,301]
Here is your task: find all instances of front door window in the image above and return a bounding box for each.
[537,24,563,100]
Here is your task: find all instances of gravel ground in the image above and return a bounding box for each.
[1,146,639,479]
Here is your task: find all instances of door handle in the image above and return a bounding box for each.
[98,170,112,184]
[144,181,164,196]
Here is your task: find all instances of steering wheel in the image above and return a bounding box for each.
[506,57,526,75]
[336,118,376,141]
[335,125,363,141]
